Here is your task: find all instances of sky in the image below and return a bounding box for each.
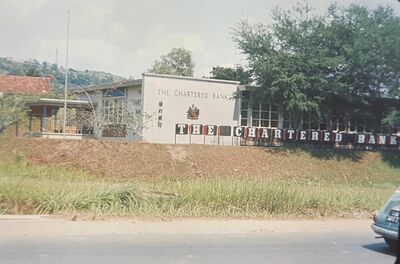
[0,0,399,79]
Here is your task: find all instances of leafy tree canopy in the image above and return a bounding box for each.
[24,66,41,77]
[383,109,400,129]
[233,2,400,128]
[0,94,35,134]
[209,65,252,84]
[148,48,195,77]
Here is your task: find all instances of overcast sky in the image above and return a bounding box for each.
[0,0,399,79]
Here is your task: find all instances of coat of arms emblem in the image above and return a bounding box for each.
[187,104,200,120]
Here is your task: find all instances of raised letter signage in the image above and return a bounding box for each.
[175,124,400,150]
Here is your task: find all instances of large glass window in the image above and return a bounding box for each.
[240,99,249,126]
[331,116,346,132]
[250,102,279,128]
[347,119,366,132]
[282,112,293,129]
[294,112,328,130]
[302,112,320,130]
[102,88,126,124]
[239,90,280,128]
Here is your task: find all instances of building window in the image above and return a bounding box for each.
[283,112,293,129]
[302,112,324,130]
[239,90,280,128]
[103,98,125,123]
[347,119,366,132]
[103,88,126,97]
[331,116,346,132]
[250,102,279,128]
[285,112,328,130]
[240,99,249,126]
[102,88,126,124]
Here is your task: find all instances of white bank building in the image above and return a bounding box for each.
[73,73,400,149]
[77,73,254,145]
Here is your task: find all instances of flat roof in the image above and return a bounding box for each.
[27,98,92,107]
[72,79,142,93]
[142,73,241,85]
[72,73,241,93]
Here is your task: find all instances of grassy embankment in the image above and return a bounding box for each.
[1,146,399,218]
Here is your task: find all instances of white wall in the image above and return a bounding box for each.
[126,84,143,140]
[141,73,240,145]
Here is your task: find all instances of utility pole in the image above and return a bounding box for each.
[55,48,58,66]
[395,1,399,262]
[63,10,70,137]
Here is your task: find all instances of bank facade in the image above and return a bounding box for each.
[74,73,399,149]
[77,73,242,145]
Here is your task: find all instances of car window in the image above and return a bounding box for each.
[383,200,400,214]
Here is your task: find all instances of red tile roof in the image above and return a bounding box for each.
[0,74,51,94]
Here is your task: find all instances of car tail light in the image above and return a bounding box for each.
[373,210,378,223]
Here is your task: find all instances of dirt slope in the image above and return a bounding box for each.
[1,135,398,182]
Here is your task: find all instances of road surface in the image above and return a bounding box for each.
[0,216,395,264]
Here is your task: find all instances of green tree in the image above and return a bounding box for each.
[25,66,41,77]
[210,65,252,84]
[233,3,400,129]
[0,94,30,134]
[148,48,195,77]
[383,109,400,130]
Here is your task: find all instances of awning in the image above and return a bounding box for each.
[27,98,94,108]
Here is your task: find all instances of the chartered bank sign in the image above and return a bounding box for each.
[175,124,400,150]
[158,88,233,100]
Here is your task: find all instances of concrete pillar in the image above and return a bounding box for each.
[42,105,47,131]
[28,115,32,132]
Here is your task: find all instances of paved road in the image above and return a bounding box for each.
[0,217,396,264]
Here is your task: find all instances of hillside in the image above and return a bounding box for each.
[0,57,125,92]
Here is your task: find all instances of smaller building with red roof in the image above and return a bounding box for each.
[0,74,51,94]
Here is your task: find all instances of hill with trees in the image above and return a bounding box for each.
[0,57,125,93]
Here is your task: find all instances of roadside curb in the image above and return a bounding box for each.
[0,215,49,221]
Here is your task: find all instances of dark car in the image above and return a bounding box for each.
[371,189,400,249]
